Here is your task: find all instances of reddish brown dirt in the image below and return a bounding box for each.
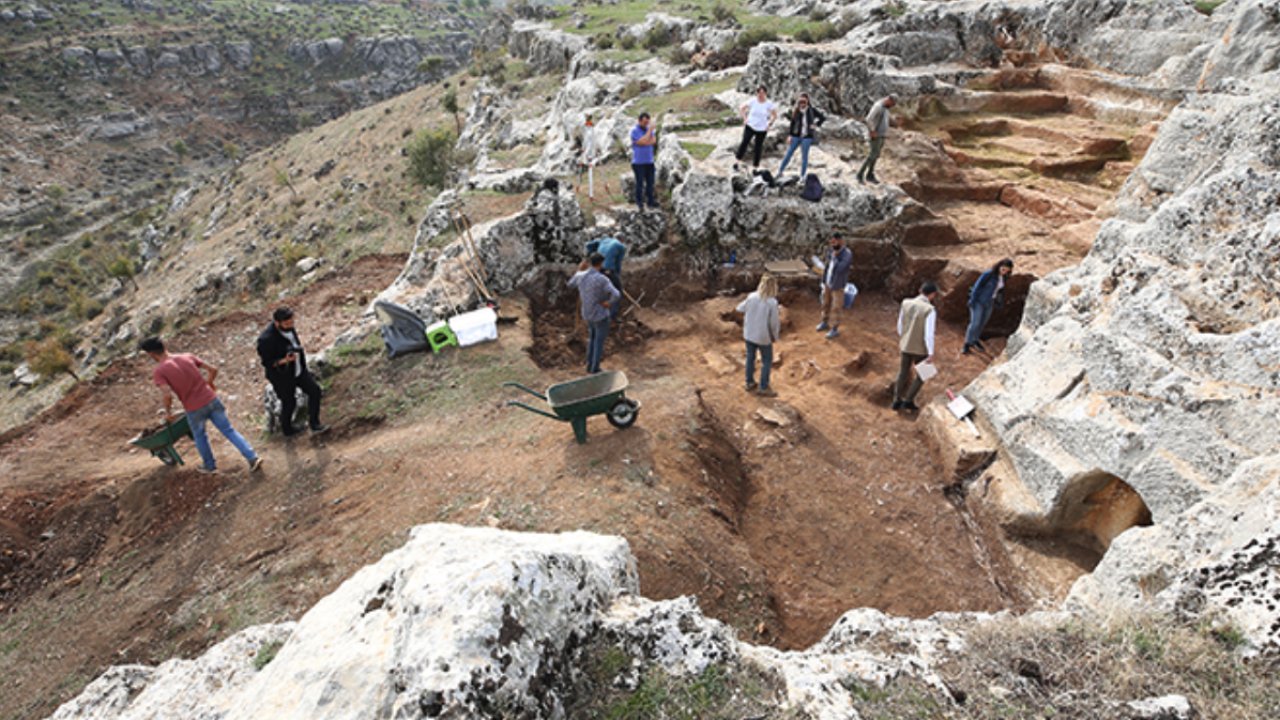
[0,261,1058,719]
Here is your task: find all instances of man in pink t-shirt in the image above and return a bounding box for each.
[140,337,261,474]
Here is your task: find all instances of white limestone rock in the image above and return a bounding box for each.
[47,623,296,720]
[50,525,636,720]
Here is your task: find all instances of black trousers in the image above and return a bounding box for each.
[736,126,767,167]
[273,371,322,434]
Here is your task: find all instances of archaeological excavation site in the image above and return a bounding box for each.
[1,0,1278,718]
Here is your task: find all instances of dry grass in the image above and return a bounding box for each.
[850,611,1280,719]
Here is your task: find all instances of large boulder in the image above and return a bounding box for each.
[508,21,589,73]
[49,525,637,720]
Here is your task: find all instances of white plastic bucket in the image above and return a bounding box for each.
[448,307,498,347]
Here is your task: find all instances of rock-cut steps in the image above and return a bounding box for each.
[890,64,1176,333]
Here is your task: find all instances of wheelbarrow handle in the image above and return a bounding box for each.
[505,400,562,421]
[502,382,547,401]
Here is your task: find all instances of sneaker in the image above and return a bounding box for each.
[900,401,919,412]
[974,340,987,352]
[857,175,866,185]
[867,174,880,185]
[825,327,840,340]
[756,387,777,397]
[891,400,904,410]
[815,321,829,332]
[196,466,217,475]
[962,344,973,355]
[745,381,758,391]
[310,424,329,435]
[249,457,264,472]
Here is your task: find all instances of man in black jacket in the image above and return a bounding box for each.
[257,306,327,436]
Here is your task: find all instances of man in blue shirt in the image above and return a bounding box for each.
[568,253,622,374]
[585,236,627,319]
[630,113,657,212]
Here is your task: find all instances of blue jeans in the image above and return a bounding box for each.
[631,163,656,209]
[965,301,995,346]
[778,137,813,177]
[745,341,773,390]
[604,269,623,320]
[586,317,611,373]
[186,397,258,471]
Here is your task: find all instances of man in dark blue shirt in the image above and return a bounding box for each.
[568,253,622,374]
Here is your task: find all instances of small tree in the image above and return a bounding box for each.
[418,55,446,75]
[406,128,458,188]
[273,165,297,196]
[25,337,79,381]
[442,88,462,134]
[171,139,189,162]
[107,254,139,290]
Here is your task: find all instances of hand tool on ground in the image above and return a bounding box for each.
[945,388,980,438]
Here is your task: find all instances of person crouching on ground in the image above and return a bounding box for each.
[257,306,327,437]
[568,252,621,374]
[777,93,825,179]
[735,85,778,172]
[737,274,781,397]
[964,258,1013,354]
[893,282,938,412]
[139,336,262,474]
[816,235,853,340]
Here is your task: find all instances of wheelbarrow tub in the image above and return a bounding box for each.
[546,371,629,419]
[129,416,193,465]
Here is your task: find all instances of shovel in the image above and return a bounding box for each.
[945,388,980,438]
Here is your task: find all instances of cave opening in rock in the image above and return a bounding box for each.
[1046,472,1154,570]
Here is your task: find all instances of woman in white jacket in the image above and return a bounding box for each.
[737,274,781,397]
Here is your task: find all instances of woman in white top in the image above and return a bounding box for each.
[735,85,778,171]
[736,274,781,397]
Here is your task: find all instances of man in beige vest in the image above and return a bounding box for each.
[893,281,938,412]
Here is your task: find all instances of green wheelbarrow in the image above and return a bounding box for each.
[504,370,640,444]
[129,415,194,466]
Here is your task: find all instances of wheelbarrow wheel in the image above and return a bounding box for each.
[606,399,639,429]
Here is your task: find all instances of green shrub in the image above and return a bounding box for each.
[619,33,636,50]
[711,2,735,23]
[1193,0,1226,14]
[666,45,692,65]
[253,640,284,671]
[619,79,653,102]
[405,127,458,188]
[642,24,672,50]
[594,32,614,49]
[735,27,778,50]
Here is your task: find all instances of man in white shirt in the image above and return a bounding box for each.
[893,281,937,412]
[734,85,778,171]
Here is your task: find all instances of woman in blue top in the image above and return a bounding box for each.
[964,258,1013,354]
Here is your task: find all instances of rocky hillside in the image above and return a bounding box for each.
[0,0,486,403]
[13,0,1280,717]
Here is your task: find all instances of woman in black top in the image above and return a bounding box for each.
[777,93,825,179]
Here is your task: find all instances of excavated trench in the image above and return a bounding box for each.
[520,61,1174,648]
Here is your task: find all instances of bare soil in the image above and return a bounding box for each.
[0,250,1087,719]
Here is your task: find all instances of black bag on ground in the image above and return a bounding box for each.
[374,300,429,358]
[801,174,824,202]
